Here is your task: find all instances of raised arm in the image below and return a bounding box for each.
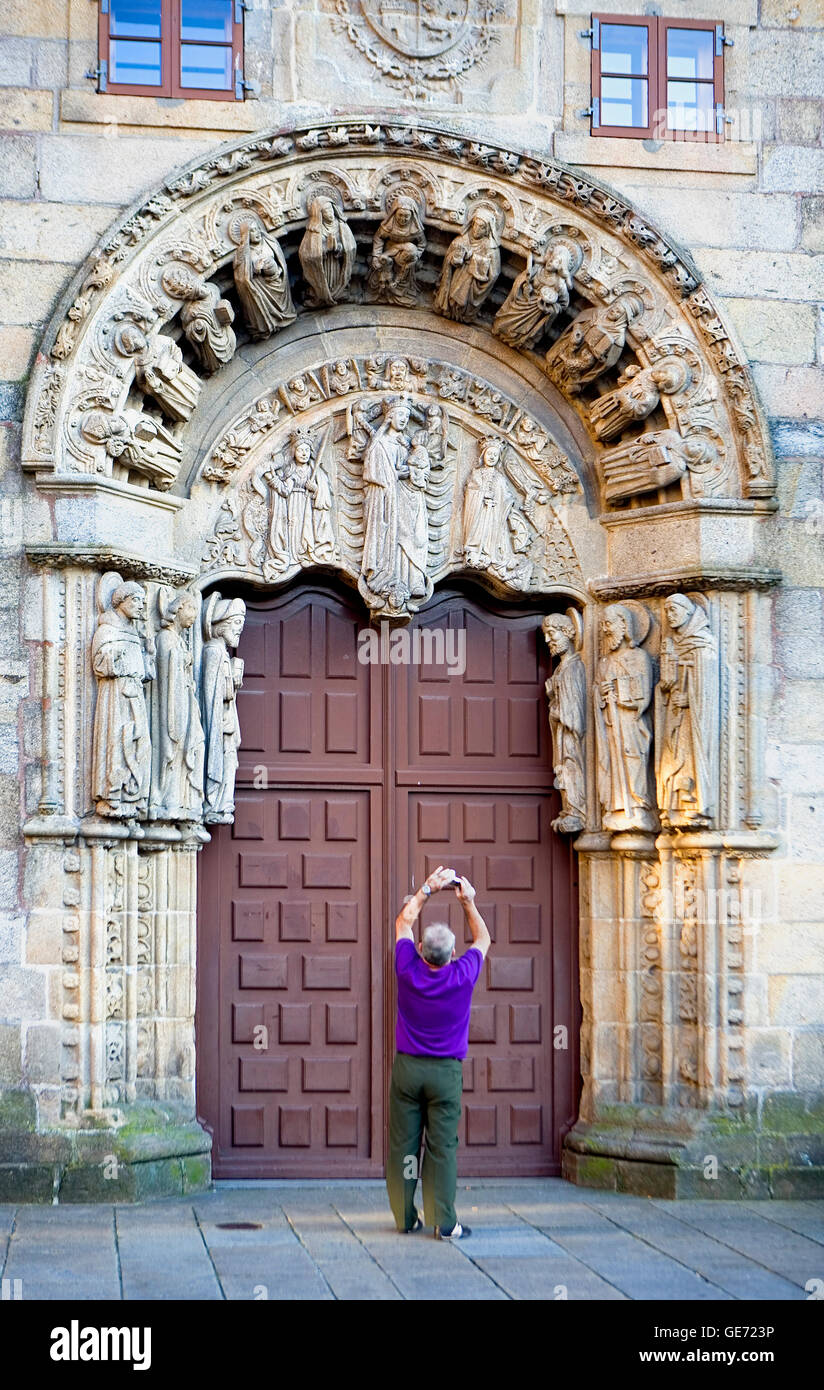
[456,878,491,960]
[395,865,458,942]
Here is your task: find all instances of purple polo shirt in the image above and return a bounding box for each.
[395,938,484,1059]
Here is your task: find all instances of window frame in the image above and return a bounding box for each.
[590,13,726,143]
[97,0,244,102]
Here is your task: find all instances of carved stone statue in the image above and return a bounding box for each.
[594,602,656,832]
[359,398,431,616]
[200,594,246,824]
[493,243,574,350]
[81,409,182,490]
[90,573,155,820]
[231,216,295,339]
[601,430,719,503]
[656,594,719,828]
[542,610,587,833]
[148,588,205,825]
[113,323,202,423]
[434,207,502,323]
[545,291,646,395]
[161,265,236,374]
[265,429,337,571]
[590,359,688,442]
[299,195,357,307]
[461,437,529,579]
[367,191,426,307]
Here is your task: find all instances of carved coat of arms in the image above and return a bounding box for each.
[335,0,504,95]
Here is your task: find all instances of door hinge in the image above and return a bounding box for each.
[579,18,600,49]
[715,25,733,55]
[234,0,246,20]
[85,59,108,91]
[715,102,733,134]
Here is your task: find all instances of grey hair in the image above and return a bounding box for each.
[421,922,456,968]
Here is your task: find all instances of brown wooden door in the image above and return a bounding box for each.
[197,579,579,1179]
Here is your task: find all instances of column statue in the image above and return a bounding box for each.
[200,594,247,825]
[542,610,587,833]
[90,573,155,820]
[656,593,719,828]
[148,588,205,825]
[594,602,656,832]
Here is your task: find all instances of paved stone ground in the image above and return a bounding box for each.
[1,1179,822,1301]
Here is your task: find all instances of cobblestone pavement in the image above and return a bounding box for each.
[1,1179,822,1301]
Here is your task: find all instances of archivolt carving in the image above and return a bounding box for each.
[23,119,773,511]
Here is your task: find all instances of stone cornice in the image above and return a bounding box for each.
[26,545,197,587]
[598,498,779,527]
[588,567,782,601]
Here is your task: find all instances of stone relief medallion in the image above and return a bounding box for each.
[334,0,505,95]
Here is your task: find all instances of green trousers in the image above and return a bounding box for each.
[386,1051,464,1233]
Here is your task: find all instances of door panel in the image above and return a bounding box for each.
[206,783,380,1177]
[197,579,579,1179]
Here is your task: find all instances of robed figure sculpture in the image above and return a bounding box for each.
[148,588,205,824]
[542,610,587,833]
[359,399,431,616]
[299,195,357,307]
[90,573,155,820]
[201,593,247,825]
[656,593,719,828]
[594,602,656,832]
[231,217,296,340]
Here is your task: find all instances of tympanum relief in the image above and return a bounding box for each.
[200,353,584,622]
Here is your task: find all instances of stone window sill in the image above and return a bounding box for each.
[60,89,273,135]
[554,132,757,176]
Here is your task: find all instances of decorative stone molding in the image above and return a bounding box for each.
[589,567,782,602]
[22,119,773,514]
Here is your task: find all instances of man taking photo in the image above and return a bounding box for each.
[387,865,491,1241]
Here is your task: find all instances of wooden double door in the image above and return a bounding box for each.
[197,579,580,1178]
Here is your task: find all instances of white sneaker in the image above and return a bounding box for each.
[434,1221,472,1240]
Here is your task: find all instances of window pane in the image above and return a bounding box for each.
[667,28,714,80]
[667,80,714,132]
[110,37,162,85]
[601,24,648,75]
[110,0,162,39]
[181,0,233,43]
[180,42,232,89]
[601,75,648,128]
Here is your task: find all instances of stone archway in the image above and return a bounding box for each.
[19,119,779,1199]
